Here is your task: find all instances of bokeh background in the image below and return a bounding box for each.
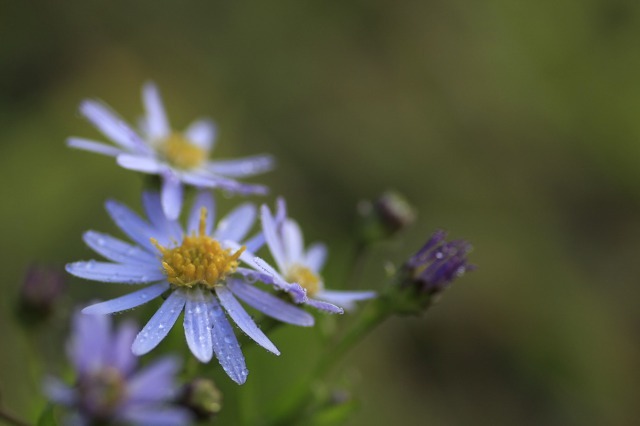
[2,1,640,425]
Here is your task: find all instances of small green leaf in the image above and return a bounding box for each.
[36,404,57,426]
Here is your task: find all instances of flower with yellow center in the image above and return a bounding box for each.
[285,264,321,297]
[156,133,208,170]
[255,199,377,313]
[43,312,190,424]
[68,191,315,385]
[67,81,274,220]
[152,208,245,288]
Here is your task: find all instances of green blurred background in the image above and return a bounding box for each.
[2,0,640,425]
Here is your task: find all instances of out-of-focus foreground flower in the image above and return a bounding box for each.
[246,198,376,313]
[66,191,314,384]
[44,312,191,426]
[68,82,274,219]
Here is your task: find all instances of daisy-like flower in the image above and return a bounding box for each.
[247,199,376,313]
[68,82,274,219]
[44,311,191,426]
[66,191,314,384]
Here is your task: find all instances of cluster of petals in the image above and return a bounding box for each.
[64,81,377,389]
[44,312,191,426]
[68,82,273,219]
[251,198,376,312]
[66,191,314,384]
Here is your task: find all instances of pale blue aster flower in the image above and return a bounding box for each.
[68,82,274,219]
[43,311,191,426]
[66,191,313,384]
[249,198,377,313]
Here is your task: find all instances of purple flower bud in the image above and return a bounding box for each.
[17,264,66,325]
[404,231,474,295]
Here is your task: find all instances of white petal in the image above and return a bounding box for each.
[183,287,215,362]
[305,298,344,314]
[315,290,376,311]
[182,172,269,195]
[260,204,286,271]
[66,261,164,284]
[127,356,181,402]
[109,321,139,375]
[188,190,215,235]
[207,154,274,177]
[67,137,123,157]
[228,279,314,326]
[142,82,170,140]
[209,297,248,384]
[161,171,184,221]
[215,285,279,355]
[243,232,265,253]
[142,191,183,243]
[305,243,328,272]
[185,119,216,151]
[132,290,186,355]
[120,407,191,426]
[275,197,287,224]
[79,100,148,153]
[214,203,256,242]
[117,154,163,174]
[69,312,110,374]
[105,199,158,253]
[83,230,157,265]
[282,219,304,266]
[82,282,169,314]
[248,256,307,303]
[43,376,76,406]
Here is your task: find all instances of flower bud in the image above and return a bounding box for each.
[179,378,223,421]
[391,230,474,313]
[404,230,474,294]
[357,191,416,244]
[17,264,66,326]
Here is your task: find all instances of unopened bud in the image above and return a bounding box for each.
[391,230,474,313]
[357,191,416,244]
[17,264,66,326]
[179,378,223,421]
[405,230,474,294]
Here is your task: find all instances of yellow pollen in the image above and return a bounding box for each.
[286,264,321,296]
[151,208,245,288]
[157,133,207,169]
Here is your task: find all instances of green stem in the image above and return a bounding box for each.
[268,297,394,426]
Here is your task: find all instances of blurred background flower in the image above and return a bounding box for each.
[2,1,640,425]
[44,312,190,425]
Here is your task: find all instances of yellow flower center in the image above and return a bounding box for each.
[157,133,207,169]
[286,264,321,296]
[152,208,245,288]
